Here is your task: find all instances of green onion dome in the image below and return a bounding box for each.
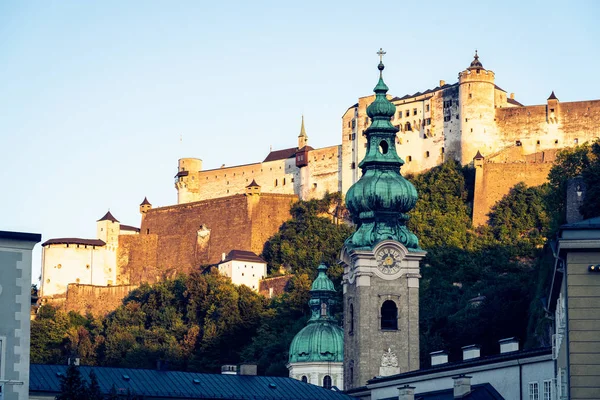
[288,264,343,363]
[344,58,421,252]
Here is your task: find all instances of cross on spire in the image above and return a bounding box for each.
[377,48,386,63]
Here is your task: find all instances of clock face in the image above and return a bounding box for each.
[375,247,402,274]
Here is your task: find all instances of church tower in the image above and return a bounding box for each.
[340,50,426,390]
[298,115,309,149]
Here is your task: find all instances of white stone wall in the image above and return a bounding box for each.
[218,259,266,292]
[288,362,344,389]
[41,244,115,297]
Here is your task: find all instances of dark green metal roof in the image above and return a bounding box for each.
[30,364,353,399]
[379,383,505,400]
[289,264,343,364]
[344,54,422,252]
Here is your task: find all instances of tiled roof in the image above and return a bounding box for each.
[42,238,106,247]
[380,383,505,400]
[98,211,119,223]
[259,275,293,297]
[506,98,523,106]
[29,364,352,400]
[223,250,266,263]
[120,225,140,233]
[263,147,298,162]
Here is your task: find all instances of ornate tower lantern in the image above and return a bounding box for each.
[340,49,426,390]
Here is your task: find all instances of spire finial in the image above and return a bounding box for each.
[299,115,307,137]
[377,48,386,76]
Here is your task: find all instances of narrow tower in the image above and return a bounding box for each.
[340,50,426,390]
[458,51,496,164]
[139,197,152,222]
[287,264,344,388]
[298,115,309,149]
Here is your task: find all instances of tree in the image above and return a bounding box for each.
[86,370,103,400]
[55,364,87,400]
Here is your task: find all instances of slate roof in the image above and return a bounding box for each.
[120,225,140,233]
[140,197,152,206]
[246,179,260,188]
[223,250,266,264]
[0,230,41,242]
[548,91,558,101]
[29,364,352,400]
[380,383,504,400]
[506,98,523,106]
[263,147,299,162]
[42,238,106,247]
[98,211,119,223]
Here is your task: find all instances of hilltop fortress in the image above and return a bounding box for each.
[176,52,600,225]
[41,52,600,314]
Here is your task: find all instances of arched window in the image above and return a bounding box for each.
[323,375,332,389]
[301,376,308,383]
[405,122,411,131]
[381,300,398,330]
[321,302,327,317]
[349,303,354,334]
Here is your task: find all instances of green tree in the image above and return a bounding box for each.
[86,370,103,400]
[55,364,87,400]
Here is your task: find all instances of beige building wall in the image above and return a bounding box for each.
[41,244,112,297]
[218,259,266,292]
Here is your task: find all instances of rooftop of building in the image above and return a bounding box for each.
[222,249,266,264]
[120,224,140,232]
[0,230,42,242]
[29,364,352,400]
[97,210,119,223]
[42,238,106,247]
[380,383,504,400]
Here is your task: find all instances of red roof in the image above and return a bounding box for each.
[263,147,298,162]
[42,238,106,247]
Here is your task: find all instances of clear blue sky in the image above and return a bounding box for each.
[1,1,598,283]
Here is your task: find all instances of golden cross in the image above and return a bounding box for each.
[377,48,386,63]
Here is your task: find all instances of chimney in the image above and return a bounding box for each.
[510,93,515,100]
[398,385,415,400]
[239,363,257,376]
[68,358,80,366]
[221,365,238,375]
[499,337,519,353]
[430,350,448,366]
[461,345,480,360]
[221,253,227,262]
[439,80,446,87]
[453,375,472,398]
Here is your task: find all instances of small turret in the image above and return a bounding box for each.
[97,210,120,250]
[298,115,308,149]
[547,91,559,123]
[245,179,261,196]
[140,197,152,222]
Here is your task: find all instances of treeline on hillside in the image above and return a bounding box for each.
[31,142,600,373]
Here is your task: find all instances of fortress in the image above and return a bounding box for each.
[175,52,600,225]
[40,51,600,313]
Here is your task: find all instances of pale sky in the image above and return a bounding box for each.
[1,1,598,283]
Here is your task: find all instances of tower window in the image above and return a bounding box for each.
[574,138,579,144]
[379,140,389,154]
[425,151,430,158]
[407,156,412,162]
[349,303,354,334]
[301,376,308,383]
[275,179,278,186]
[469,93,472,99]
[381,300,398,330]
[321,303,327,317]
[413,108,417,115]
[323,375,332,390]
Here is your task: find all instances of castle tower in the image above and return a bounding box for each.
[96,211,120,250]
[298,115,309,149]
[288,264,344,389]
[340,50,426,390]
[547,91,559,123]
[458,51,497,164]
[140,197,152,222]
[175,158,203,204]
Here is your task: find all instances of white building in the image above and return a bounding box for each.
[346,339,554,400]
[217,250,266,292]
[40,211,139,298]
[0,230,41,400]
